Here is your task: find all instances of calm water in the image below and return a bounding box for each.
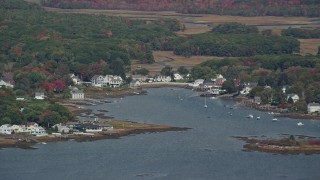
[1,88,320,180]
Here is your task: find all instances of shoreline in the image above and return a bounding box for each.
[0,120,189,150]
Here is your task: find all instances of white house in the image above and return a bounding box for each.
[173,73,184,81]
[130,80,141,88]
[10,125,27,133]
[0,80,14,88]
[188,79,204,88]
[287,94,299,103]
[307,103,320,113]
[71,88,84,100]
[154,76,171,82]
[53,123,70,133]
[110,76,123,88]
[27,123,47,136]
[0,124,28,134]
[91,75,104,87]
[35,92,45,100]
[0,124,13,134]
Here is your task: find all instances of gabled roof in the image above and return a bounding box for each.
[308,103,320,107]
[91,75,103,80]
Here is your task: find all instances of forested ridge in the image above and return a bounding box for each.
[41,0,320,17]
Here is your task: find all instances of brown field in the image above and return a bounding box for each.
[299,39,320,55]
[131,51,222,75]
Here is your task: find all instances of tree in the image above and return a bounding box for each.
[191,66,214,80]
[135,68,149,76]
[0,117,11,125]
[110,58,125,78]
[221,80,237,94]
[177,66,189,75]
[160,66,173,76]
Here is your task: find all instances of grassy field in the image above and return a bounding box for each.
[299,39,320,55]
[131,51,223,75]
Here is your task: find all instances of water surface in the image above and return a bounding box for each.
[1,88,320,180]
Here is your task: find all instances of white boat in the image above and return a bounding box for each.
[247,114,253,118]
[256,116,260,120]
[204,96,207,108]
[297,122,304,126]
[272,118,278,121]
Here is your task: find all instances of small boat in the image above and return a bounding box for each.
[297,122,304,126]
[256,116,260,120]
[272,118,278,121]
[204,96,207,108]
[41,142,47,145]
[247,114,253,119]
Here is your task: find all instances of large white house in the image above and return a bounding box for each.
[27,122,47,136]
[53,123,70,133]
[188,79,204,88]
[0,123,47,136]
[91,75,104,87]
[91,75,123,88]
[103,75,123,88]
[154,76,171,82]
[69,87,84,100]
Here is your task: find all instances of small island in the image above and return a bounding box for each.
[234,135,320,155]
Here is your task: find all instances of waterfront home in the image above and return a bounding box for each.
[213,77,226,88]
[35,92,45,100]
[103,75,123,88]
[173,73,184,81]
[27,122,47,136]
[287,94,299,103]
[307,103,320,113]
[240,82,257,95]
[74,124,103,133]
[0,124,13,134]
[0,80,14,88]
[188,79,204,88]
[53,123,70,133]
[154,76,171,82]
[10,125,27,133]
[131,75,148,82]
[91,75,104,87]
[71,88,84,100]
[70,74,82,85]
[109,76,123,88]
[130,80,141,88]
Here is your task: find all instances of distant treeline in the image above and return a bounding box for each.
[282,28,320,39]
[156,23,300,57]
[41,0,320,17]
